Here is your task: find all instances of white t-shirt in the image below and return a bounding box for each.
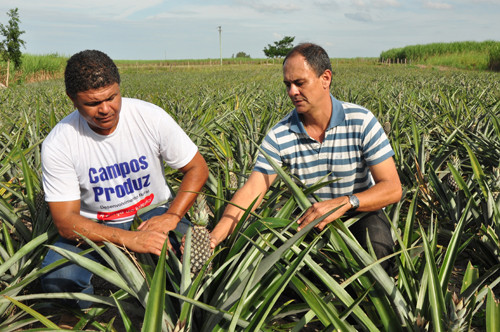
[41,97,198,223]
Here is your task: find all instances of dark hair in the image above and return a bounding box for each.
[283,43,332,77]
[64,50,121,97]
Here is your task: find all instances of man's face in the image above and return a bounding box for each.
[69,82,122,135]
[283,55,331,115]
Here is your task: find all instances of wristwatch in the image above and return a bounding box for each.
[348,195,359,210]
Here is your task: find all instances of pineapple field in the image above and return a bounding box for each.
[0,61,500,331]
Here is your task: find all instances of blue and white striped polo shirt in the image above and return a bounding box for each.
[254,95,394,200]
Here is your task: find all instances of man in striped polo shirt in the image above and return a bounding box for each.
[210,43,402,269]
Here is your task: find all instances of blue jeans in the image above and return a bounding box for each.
[40,205,190,309]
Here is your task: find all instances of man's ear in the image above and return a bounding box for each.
[321,69,332,89]
[66,92,77,107]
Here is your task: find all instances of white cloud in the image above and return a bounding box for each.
[273,32,285,39]
[345,12,373,21]
[423,1,453,9]
[469,0,500,4]
[1,0,163,20]
[149,5,258,20]
[347,0,400,9]
[313,0,341,10]
[232,0,304,14]
[245,1,301,13]
[372,0,401,8]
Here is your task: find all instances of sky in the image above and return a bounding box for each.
[0,0,499,60]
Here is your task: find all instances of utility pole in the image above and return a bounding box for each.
[218,26,222,66]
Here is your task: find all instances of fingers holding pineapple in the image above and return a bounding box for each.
[209,234,220,250]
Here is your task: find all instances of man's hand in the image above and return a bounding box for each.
[136,213,180,254]
[209,233,222,250]
[48,200,174,256]
[297,158,402,232]
[297,196,350,231]
[207,171,277,251]
[125,230,171,256]
[137,213,179,234]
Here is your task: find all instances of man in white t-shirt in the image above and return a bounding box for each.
[40,50,208,310]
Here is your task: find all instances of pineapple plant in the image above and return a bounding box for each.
[382,121,391,136]
[227,157,239,191]
[35,188,46,212]
[443,292,471,332]
[188,194,212,276]
[492,167,500,201]
[446,153,461,193]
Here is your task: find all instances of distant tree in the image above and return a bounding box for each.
[0,8,26,87]
[263,36,295,58]
[235,51,250,58]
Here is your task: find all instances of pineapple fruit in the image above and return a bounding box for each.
[492,167,500,201]
[35,189,46,211]
[446,173,460,193]
[446,154,461,193]
[188,194,212,276]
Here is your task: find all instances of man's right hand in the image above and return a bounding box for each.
[126,229,171,256]
[49,200,175,256]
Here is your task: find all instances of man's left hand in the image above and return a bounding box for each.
[297,196,350,231]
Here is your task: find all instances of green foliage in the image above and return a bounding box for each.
[0,8,25,68]
[380,40,500,71]
[20,53,67,75]
[234,51,250,58]
[488,44,500,72]
[263,36,295,58]
[380,40,499,61]
[0,53,76,85]
[486,287,500,331]
[423,51,489,70]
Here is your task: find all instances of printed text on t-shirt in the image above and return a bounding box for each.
[88,156,152,202]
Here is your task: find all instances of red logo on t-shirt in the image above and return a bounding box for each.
[97,194,154,221]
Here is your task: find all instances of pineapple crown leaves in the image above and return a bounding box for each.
[190,194,210,227]
[443,292,470,332]
[450,152,461,170]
